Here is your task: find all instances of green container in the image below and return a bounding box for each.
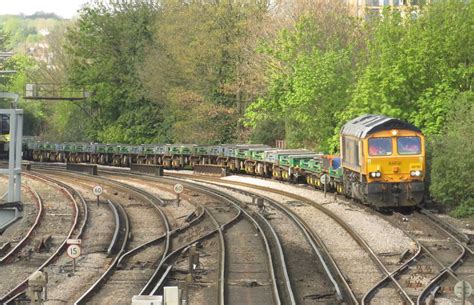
[193,145,209,156]
[74,143,92,153]
[169,144,195,156]
[329,167,343,181]
[265,149,312,166]
[43,142,55,151]
[141,145,156,155]
[300,158,323,174]
[234,144,269,159]
[94,144,114,154]
[249,148,276,161]
[287,154,317,168]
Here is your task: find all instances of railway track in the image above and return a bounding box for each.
[73,199,130,305]
[166,172,422,304]
[27,163,380,303]
[0,171,87,304]
[33,169,171,304]
[101,171,281,305]
[101,174,230,304]
[0,185,43,264]
[363,208,474,305]
[97,169,358,304]
[190,180,357,304]
[19,163,473,305]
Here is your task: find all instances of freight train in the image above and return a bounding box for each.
[23,114,426,209]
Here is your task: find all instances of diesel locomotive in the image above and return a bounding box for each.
[340,115,425,208]
[23,114,426,209]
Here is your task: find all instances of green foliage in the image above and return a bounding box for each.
[245,11,362,152]
[65,0,161,144]
[429,92,473,217]
[339,1,473,137]
[0,53,44,135]
[249,118,286,146]
[0,14,65,51]
[141,0,269,144]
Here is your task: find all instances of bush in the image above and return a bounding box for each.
[429,92,474,217]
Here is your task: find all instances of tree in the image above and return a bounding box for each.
[245,2,364,152]
[429,92,473,217]
[65,0,162,143]
[339,1,473,137]
[141,0,269,144]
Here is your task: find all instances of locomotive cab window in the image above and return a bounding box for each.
[397,136,421,155]
[368,137,392,156]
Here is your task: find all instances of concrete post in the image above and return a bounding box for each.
[0,93,22,203]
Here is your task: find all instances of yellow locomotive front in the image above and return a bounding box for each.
[341,115,425,208]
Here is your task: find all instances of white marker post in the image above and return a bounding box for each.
[174,184,184,207]
[93,185,103,207]
[66,240,81,273]
[320,174,330,198]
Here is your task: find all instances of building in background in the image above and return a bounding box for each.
[345,0,432,17]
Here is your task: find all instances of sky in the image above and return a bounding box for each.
[0,0,91,19]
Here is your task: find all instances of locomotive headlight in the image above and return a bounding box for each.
[370,171,382,178]
[410,170,423,177]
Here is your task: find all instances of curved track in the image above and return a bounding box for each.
[0,185,43,263]
[0,171,87,304]
[103,172,281,305]
[33,169,171,304]
[167,172,417,304]
[98,169,358,304]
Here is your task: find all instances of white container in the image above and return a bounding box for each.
[131,295,163,305]
[164,286,181,305]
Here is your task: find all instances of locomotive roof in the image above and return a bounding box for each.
[341,114,421,138]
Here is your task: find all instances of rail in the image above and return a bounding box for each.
[106,200,121,256]
[1,172,84,303]
[203,182,355,304]
[166,173,415,304]
[0,185,43,263]
[74,199,129,305]
[416,210,473,304]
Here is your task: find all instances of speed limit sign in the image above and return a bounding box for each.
[93,185,103,196]
[174,184,184,194]
[320,174,330,185]
[67,244,81,259]
[67,244,81,273]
